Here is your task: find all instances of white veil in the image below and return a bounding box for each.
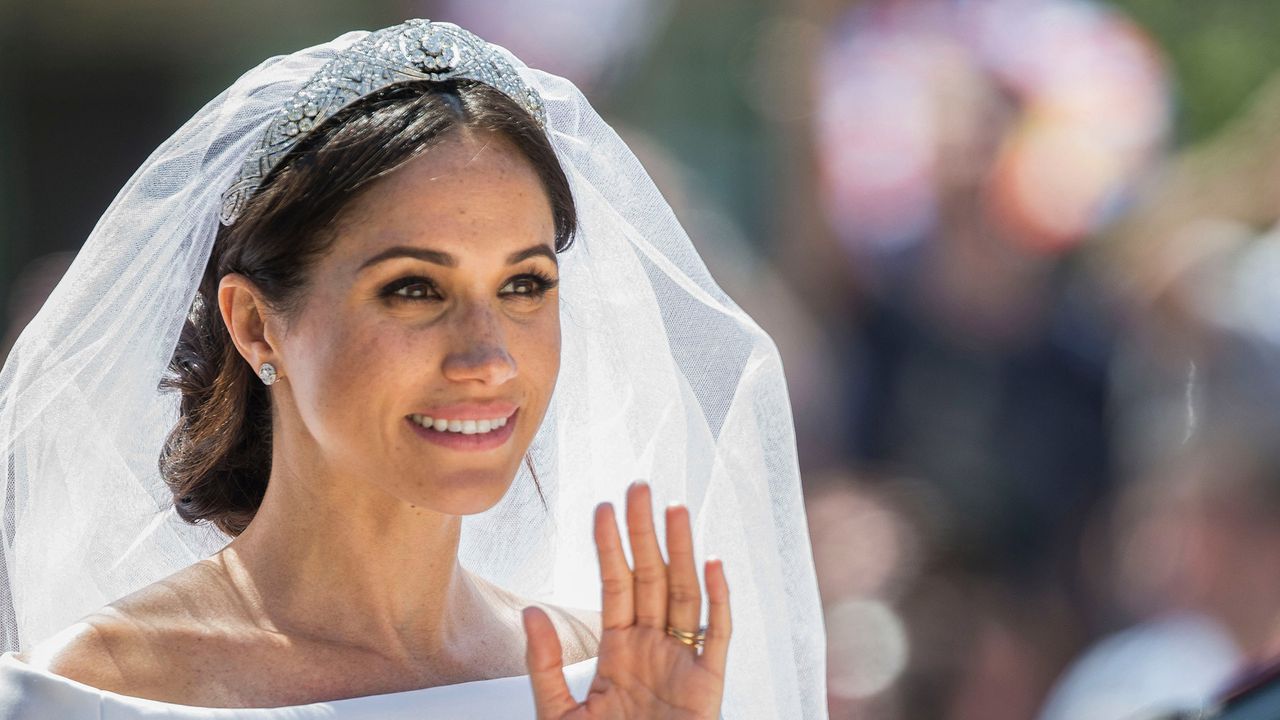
[0,23,826,718]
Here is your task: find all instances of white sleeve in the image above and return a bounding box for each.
[0,660,103,720]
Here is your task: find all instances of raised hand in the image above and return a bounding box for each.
[523,482,730,719]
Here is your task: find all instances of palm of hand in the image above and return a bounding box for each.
[522,483,730,720]
[571,624,722,719]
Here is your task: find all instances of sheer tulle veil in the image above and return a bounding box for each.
[0,21,827,718]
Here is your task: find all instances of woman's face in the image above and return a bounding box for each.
[271,129,561,515]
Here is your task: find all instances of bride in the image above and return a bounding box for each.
[0,19,825,718]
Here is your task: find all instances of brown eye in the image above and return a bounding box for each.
[395,284,432,298]
[503,278,537,295]
[382,276,441,301]
[500,272,558,298]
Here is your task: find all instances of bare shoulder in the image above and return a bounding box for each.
[469,571,602,662]
[19,612,148,695]
[19,560,237,696]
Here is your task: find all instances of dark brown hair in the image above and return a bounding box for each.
[160,79,576,536]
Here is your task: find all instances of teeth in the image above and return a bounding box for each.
[411,414,511,434]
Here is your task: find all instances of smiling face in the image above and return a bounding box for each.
[268,129,561,515]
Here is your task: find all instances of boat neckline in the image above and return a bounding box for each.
[0,650,598,711]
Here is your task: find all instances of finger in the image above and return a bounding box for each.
[595,502,635,630]
[626,481,668,629]
[698,558,731,676]
[523,606,578,718]
[664,504,702,635]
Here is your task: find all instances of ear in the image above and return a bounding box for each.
[218,274,284,376]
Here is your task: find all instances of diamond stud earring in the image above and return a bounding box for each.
[258,362,279,386]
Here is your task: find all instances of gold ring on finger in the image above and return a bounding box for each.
[665,625,707,649]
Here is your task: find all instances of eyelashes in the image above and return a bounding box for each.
[379,271,559,303]
[381,275,441,301]
[501,269,559,298]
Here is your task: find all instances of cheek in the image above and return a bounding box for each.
[287,299,427,438]
[515,311,560,452]
[514,308,561,402]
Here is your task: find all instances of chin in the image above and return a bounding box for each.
[409,467,518,516]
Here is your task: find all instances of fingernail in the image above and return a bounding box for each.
[666,501,686,510]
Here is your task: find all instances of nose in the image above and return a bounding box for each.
[441,302,517,386]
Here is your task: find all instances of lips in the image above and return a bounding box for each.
[413,401,519,421]
[409,414,509,434]
[405,408,519,452]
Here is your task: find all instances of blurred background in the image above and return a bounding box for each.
[6,0,1280,717]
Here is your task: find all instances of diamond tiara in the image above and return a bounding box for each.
[219,19,547,226]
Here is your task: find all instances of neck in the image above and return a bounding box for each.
[219,442,483,664]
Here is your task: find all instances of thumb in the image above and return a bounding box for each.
[523,606,578,718]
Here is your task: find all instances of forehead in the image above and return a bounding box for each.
[329,129,556,264]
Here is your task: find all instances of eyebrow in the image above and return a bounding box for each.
[357,243,558,272]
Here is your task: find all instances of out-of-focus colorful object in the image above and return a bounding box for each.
[814,0,1170,256]
[431,0,669,94]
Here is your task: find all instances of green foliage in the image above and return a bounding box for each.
[1113,0,1280,145]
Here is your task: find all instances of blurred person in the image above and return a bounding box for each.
[0,20,824,718]
[1041,223,1280,719]
[814,0,1167,621]
[808,0,1172,714]
[814,0,1169,581]
[1040,346,1280,719]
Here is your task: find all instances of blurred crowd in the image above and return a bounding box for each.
[7,0,1280,717]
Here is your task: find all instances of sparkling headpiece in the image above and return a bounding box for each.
[219,19,547,225]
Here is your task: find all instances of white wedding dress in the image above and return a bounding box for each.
[0,652,597,718]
